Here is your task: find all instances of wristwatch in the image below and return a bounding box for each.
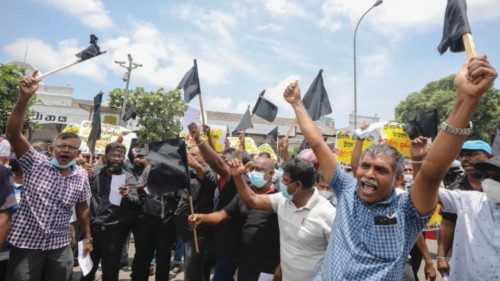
[83,238,93,244]
[439,121,473,136]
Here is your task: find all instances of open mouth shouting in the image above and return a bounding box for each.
[359,177,379,197]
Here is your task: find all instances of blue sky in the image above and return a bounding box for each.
[1,0,499,128]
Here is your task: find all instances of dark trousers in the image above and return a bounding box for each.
[237,265,261,281]
[212,258,237,281]
[131,215,176,281]
[183,236,211,281]
[6,245,73,281]
[81,225,128,281]
[0,259,7,281]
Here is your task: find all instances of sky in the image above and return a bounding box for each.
[1,0,499,128]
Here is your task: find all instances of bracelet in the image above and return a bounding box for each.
[436,256,447,261]
[411,160,424,164]
[439,121,473,136]
[83,238,93,244]
[196,140,204,147]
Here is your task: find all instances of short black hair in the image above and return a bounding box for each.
[282,158,316,189]
[105,143,126,156]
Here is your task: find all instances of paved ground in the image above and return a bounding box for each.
[73,238,442,280]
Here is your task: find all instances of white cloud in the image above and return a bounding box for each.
[359,51,391,79]
[3,38,107,82]
[262,74,301,118]
[172,4,236,45]
[35,0,113,30]
[256,23,284,32]
[263,0,307,18]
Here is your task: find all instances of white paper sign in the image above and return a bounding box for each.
[109,174,126,206]
[78,241,93,276]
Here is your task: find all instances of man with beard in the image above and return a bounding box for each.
[82,143,140,281]
[5,72,92,281]
[436,140,492,277]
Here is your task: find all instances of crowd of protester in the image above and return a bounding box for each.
[0,56,498,281]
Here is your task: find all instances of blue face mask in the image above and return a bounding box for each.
[249,171,268,188]
[280,180,299,201]
[50,158,76,169]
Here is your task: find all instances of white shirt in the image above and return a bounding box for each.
[269,187,336,281]
[439,189,500,281]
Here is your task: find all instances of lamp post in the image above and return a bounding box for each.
[114,54,142,126]
[353,0,383,130]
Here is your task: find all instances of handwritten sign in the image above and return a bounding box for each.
[334,131,373,166]
[381,123,412,158]
[77,121,135,155]
[181,125,227,153]
[257,143,277,160]
[227,137,259,155]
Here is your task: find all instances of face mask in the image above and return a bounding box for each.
[50,158,76,169]
[404,174,413,187]
[249,171,268,188]
[482,179,500,203]
[318,190,333,199]
[280,181,299,201]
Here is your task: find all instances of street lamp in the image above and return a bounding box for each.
[114,54,142,126]
[353,0,383,130]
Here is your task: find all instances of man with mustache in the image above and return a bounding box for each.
[282,56,496,280]
[436,140,492,277]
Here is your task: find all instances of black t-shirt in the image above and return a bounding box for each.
[212,177,240,259]
[176,168,218,240]
[225,193,280,274]
[441,174,476,222]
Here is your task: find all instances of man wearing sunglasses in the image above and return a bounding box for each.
[438,155,500,280]
[5,71,92,281]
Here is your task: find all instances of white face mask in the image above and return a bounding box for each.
[404,174,413,187]
[482,179,500,204]
[318,190,333,199]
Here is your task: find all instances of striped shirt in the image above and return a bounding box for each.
[8,148,91,250]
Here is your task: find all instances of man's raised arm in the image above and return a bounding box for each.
[283,81,337,182]
[6,71,39,157]
[412,56,497,215]
[188,122,231,181]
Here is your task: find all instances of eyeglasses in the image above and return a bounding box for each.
[54,144,79,152]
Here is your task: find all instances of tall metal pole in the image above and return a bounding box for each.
[353,0,383,130]
[115,54,142,126]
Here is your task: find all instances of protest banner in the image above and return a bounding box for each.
[181,124,227,153]
[381,123,412,158]
[257,143,277,160]
[227,137,259,155]
[334,131,373,166]
[77,121,136,155]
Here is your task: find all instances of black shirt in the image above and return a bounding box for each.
[176,168,218,240]
[89,168,139,227]
[212,177,240,259]
[225,192,280,274]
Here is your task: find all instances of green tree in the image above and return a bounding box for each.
[0,64,38,134]
[108,87,187,145]
[395,75,499,141]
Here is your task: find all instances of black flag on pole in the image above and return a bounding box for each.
[403,109,439,140]
[265,126,279,143]
[302,69,332,121]
[122,104,137,122]
[233,107,253,133]
[252,90,278,122]
[438,0,471,54]
[145,138,190,196]
[177,59,201,103]
[88,91,103,155]
[76,34,105,61]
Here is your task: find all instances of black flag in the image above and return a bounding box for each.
[145,138,190,196]
[233,107,253,133]
[76,34,105,61]
[252,90,278,122]
[88,91,103,155]
[302,69,332,121]
[403,109,439,140]
[177,59,201,103]
[122,104,137,122]
[492,129,500,156]
[266,126,279,143]
[438,0,471,54]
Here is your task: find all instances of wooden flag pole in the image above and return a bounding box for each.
[37,61,80,80]
[462,33,477,59]
[189,196,200,253]
[198,94,206,125]
[284,120,297,139]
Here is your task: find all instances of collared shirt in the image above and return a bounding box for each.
[439,189,500,280]
[269,187,336,281]
[8,148,91,250]
[315,166,429,281]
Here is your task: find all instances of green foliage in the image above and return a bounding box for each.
[0,64,38,133]
[108,87,187,145]
[395,75,500,141]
